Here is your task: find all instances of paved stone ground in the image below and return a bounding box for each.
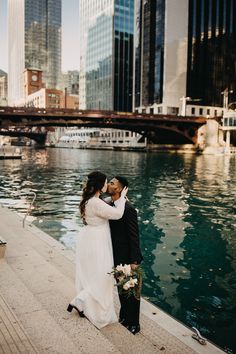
[0,206,225,354]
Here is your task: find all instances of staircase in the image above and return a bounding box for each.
[0,207,223,354]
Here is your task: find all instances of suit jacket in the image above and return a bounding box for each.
[109,200,143,267]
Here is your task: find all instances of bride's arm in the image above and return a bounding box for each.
[92,197,126,220]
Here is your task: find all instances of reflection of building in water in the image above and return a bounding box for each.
[170,154,236,349]
[151,179,191,310]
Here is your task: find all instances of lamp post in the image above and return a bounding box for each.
[180,96,201,116]
[64,87,67,109]
[221,88,233,110]
[180,96,191,116]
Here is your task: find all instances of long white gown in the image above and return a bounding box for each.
[71,195,126,329]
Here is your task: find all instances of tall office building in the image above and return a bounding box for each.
[187,0,236,107]
[0,70,8,106]
[134,0,165,108]
[135,0,189,114]
[8,0,61,106]
[79,0,135,112]
[135,0,236,115]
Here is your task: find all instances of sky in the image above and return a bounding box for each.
[0,0,80,73]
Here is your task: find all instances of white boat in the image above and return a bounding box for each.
[54,128,147,151]
[0,145,22,159]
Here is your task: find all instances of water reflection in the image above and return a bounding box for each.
[0,148,235,352]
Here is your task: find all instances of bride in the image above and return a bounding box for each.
[67,171,128,329]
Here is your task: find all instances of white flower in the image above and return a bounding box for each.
[128,278,138,288]
[116,264,125,272]
[123,281,131,290]
[123,264,132,277]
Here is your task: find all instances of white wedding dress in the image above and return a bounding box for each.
[71,195,126,329]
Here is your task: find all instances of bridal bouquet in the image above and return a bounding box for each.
[109,264,143,299]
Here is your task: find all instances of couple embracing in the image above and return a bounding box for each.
[68,171,143,334]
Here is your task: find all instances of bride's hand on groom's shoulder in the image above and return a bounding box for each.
[121,186,128,198]
[131,263,139,270]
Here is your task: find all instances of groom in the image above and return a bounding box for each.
[107,176,143,334]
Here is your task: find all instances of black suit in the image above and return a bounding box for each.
[109,200,143,326]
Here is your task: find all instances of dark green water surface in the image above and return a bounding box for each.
[0,148,235,352]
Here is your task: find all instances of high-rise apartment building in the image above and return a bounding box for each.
[8,0,61,106]
[79,0,135,112]
[187,0,236,107]
[135,0,236,116]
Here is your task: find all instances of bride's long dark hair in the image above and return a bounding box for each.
[79,171,107,222]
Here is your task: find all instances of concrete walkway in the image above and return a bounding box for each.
[0,206,224,354]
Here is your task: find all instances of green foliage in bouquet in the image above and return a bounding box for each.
[109,264,143,300]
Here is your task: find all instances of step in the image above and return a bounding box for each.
[0,206,225,354]
[0,291,38,354]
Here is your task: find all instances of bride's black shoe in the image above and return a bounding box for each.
[67,304,85,317]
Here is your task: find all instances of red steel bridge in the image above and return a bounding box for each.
[0,106,218,145]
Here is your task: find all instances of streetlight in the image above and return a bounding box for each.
[221,88,233,109]
[180,96,201,116]
[64,87,67,109]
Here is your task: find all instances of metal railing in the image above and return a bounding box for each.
[22,191,37,228]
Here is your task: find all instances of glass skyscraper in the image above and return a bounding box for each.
[135,0,165,108]
[134,0,165,109]
[8,0,61,105]
[135,0,236,114]
[79,0,135,112]
[187,0,236,107]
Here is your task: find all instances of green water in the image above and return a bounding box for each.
[0,148,235,352]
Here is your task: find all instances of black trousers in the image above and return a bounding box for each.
[118,292,141,326]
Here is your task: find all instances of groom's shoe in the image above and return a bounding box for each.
[126,324,140,335]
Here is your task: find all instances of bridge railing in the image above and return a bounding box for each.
[0,105,212,122]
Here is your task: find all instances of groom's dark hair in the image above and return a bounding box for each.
[115,176,129,188]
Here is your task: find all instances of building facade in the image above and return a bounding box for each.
[135,0,235,116]
[79,0,135,112]
[8,0,61,106]
[187,0,236,107]
[134,0,165,108]
[60,71,80,95]
[135,0,189,115]
[26,87,79,109]
[0,71,8,106]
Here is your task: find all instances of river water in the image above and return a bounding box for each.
[0,148,235,352]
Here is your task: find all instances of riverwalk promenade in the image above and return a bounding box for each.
[0,206,225,354]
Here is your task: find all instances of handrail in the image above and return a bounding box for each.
[22,191,37,228]
[192,327,207,345]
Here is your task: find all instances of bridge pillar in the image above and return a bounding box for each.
[202,119,221,154]
[225,130,231,148]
